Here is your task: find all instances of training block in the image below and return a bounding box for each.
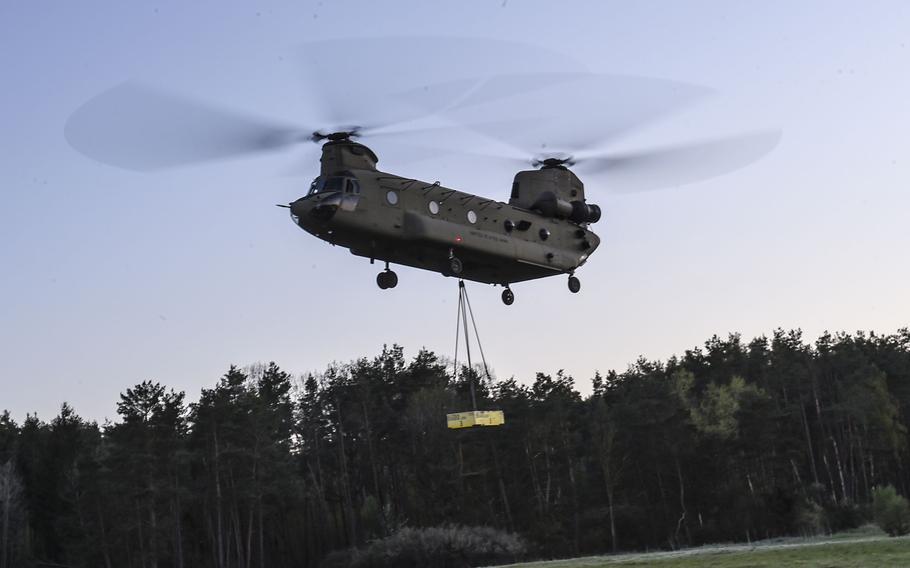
[446,410,505,429]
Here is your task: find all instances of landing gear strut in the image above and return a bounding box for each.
[568,275,581,293]
[377,262,398,290]
[448,249,463,275]
[501,287,514,306]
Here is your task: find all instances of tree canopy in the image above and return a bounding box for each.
[2,329,910,567]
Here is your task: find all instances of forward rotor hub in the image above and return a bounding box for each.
[310,129,362,143]
[532,155,576,170]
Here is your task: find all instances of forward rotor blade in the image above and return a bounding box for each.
[64,77,563,173]
[297,37,590,129]
[579,130,781,193]
[64,83,303,171]
[395,72,596,119]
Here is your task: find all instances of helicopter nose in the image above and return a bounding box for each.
[290,193,343,229]
[309,193,343,221]
[310,201,339,221]
[289,198,309,219]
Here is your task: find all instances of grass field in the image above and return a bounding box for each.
[501,527,910,568]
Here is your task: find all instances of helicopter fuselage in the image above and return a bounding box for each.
[288,140,601,291]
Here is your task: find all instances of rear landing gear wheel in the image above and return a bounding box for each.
[501,288,514,306]
[377,270,398,289]
[450,256,463,275]
[568,276,581,293]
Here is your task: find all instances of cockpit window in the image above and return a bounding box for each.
[322,177,344,193]
[308,176,349,196]
[346,179,360,194]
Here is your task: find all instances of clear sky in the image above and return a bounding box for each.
[2,1,909,422]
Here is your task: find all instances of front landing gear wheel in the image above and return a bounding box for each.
[501,288,515,306]
[377,270,398,289]
[450,256,464,275]
[568,276,581,293]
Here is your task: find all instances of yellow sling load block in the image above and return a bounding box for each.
[447,410,505,429]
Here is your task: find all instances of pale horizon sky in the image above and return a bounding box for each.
[2,1,909,422]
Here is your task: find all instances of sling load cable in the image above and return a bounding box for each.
[454,280,481,410]
[448,280,504,429]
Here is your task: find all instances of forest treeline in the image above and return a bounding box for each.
[2,328,910,567]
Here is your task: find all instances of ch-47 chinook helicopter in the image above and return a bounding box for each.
[291,130,603,305]
[64,52,780,305]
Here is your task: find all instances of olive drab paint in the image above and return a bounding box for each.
[288,138,600,304]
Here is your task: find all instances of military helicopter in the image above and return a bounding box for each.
[64,50,779,305]
[289,129,603,305]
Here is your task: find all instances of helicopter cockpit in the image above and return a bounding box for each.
[308,176,361,196]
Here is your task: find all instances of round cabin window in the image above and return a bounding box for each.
[428,201,440,215]
[386,191,399,205]
[467,210,477,224]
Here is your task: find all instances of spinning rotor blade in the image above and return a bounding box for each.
[297,37,590,128]
[62,81,492,172]
[65,37,605,173]
[65,83,304,171]
[442,73,714,156]
[577,130,782,193]
[65,77,589,173]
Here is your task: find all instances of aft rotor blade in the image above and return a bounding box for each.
[441,73,714,156]
[579,130,782,193]
[64,83,303,171]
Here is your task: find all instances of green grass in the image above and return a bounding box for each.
[503,530,910,568]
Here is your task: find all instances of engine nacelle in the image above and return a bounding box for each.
[570,200,601,224]
[532,191,601,224]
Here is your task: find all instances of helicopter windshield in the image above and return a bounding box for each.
[308,176,360,196]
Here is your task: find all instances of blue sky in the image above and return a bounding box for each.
[2,1,909,421]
